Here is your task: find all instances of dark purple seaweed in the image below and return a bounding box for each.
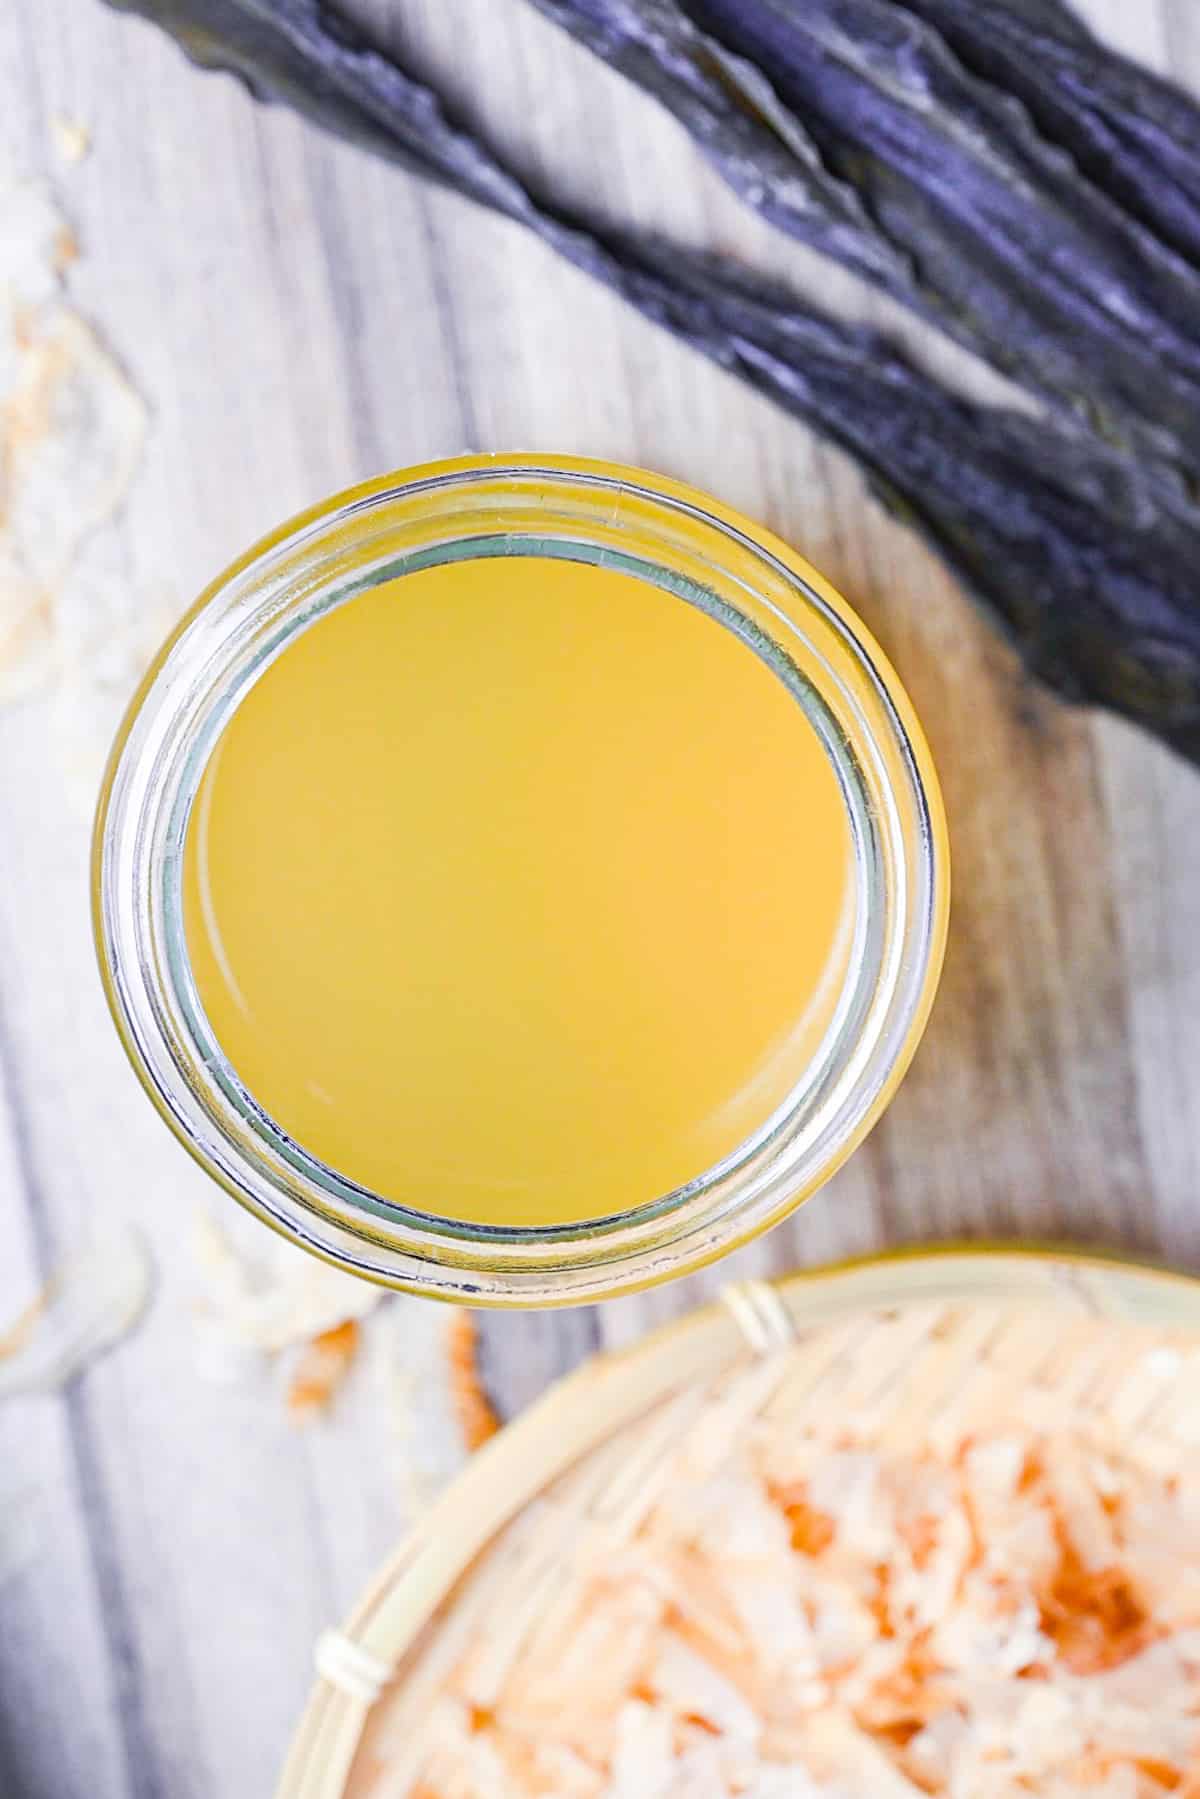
[98,0,1200,763]
[587,0,1200,475]
[893,0,1200,272]
[119,0,1200,481]
[531,0,1200,470]
[101,0,556,219]
[640,246,1200,762]
[502,0,914,290]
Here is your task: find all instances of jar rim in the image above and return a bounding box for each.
[93,454,948,1305]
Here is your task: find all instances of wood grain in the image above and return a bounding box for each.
[0,0,1198,1792]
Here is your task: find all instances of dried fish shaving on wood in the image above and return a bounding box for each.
[191,1210,382,1364]
[445,1314,500,1454]
[50,118,91,166]
[0,1224,153,1398]
[287,1318,361,1418]
[0,170,145,703]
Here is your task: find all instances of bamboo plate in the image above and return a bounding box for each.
[275,1246,1200,1799]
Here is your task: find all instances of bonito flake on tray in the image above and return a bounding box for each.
[352,1311,1200,1799]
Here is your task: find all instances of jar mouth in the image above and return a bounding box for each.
[93,455,947,1305]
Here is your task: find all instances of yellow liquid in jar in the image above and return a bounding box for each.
[183,556,853,1227]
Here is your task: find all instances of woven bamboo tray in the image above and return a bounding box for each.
[276,1246,1200,1799]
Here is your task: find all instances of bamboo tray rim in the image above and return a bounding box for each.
[276,1242,1200,1799]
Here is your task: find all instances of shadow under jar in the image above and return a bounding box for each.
[92,455,948,1306]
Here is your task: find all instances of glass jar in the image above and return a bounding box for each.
[92,454,948,1305]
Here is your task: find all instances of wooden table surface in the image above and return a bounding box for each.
[3,0,1200,1793]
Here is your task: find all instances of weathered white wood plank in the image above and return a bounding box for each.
[1091,0,1200,1272]
[0,2,481,1791]
[2,0,1199,1793]
[0,1021,135,1798]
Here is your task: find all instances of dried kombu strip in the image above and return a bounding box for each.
[654,247,1200,762]
[99,0,1200,763]
[102,0,547,218]
[508,0,913,290]
[894,0,1200,272]
[622,0,1200,475]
